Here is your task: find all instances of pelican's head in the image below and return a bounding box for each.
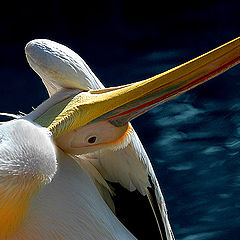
[26,38,240,155]
[0,119,57,238]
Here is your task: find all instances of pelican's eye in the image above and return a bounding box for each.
[88,136,97,144]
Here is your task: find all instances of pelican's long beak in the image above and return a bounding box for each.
[47,37,240,138]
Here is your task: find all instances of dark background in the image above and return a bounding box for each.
[0,1,240,239]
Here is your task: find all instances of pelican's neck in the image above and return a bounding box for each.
[11,149,136,240]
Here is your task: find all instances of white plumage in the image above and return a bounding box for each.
[1,38,180,239]
[0,119,56,181]
[0,120,136,240]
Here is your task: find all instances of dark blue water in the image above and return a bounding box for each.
[0,1,239,239]
[127,49,240,240]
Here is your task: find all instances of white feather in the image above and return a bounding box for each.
[25,39,104,96]
[0,119,56,182]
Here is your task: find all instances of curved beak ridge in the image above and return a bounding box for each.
[45,37,240,138]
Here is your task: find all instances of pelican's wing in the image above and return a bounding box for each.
[25,39,104,96]
[25,39,105,122]
[82,127,175,240]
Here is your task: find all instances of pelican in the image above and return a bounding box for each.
[0,37,239,240]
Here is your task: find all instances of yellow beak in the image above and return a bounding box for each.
[45,37,240,138]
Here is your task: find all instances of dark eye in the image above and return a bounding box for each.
[88,136,97,144]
